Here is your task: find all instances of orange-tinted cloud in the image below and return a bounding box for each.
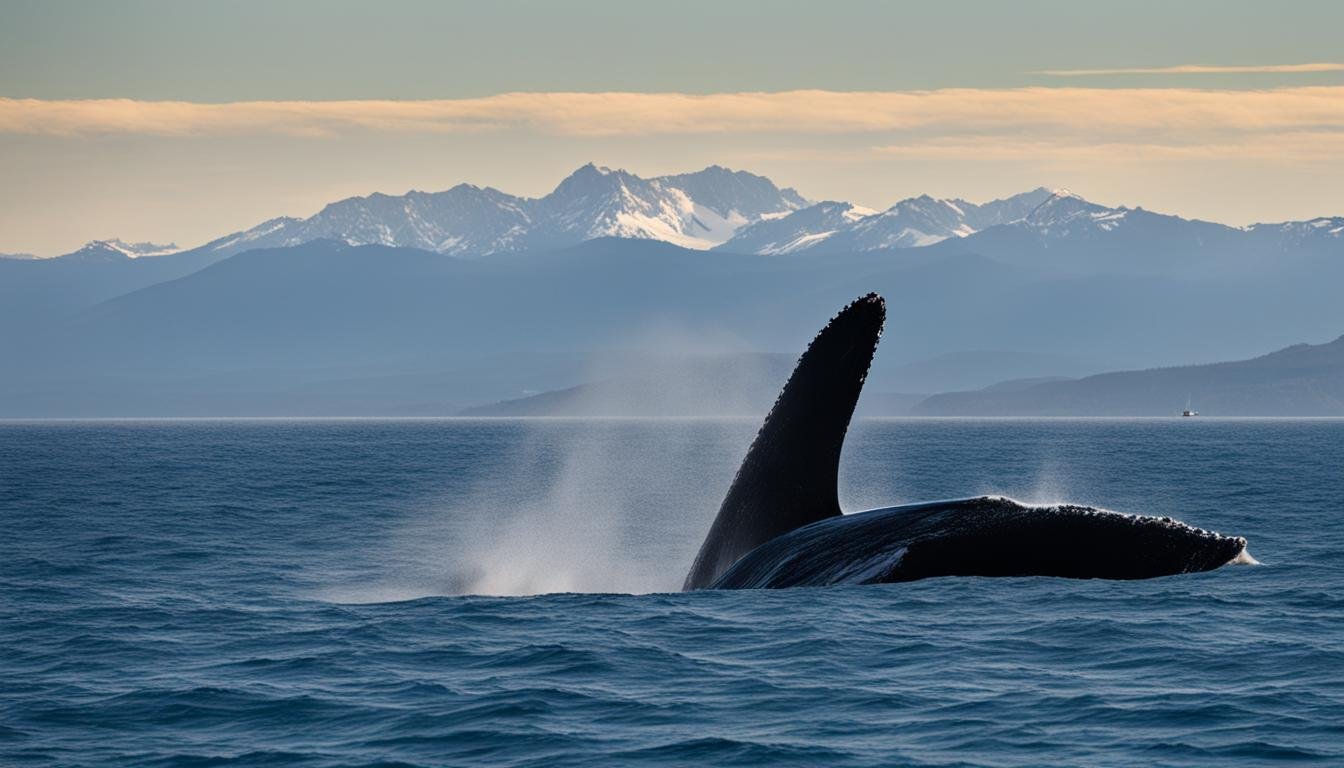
[2,87,1342,140]
[871,132,1344,164]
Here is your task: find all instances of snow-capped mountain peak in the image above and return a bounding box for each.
[855,194,980,246]
[1024,191,1114,227]
[546,163,624,201]
[196,164,808,258]
[657,165,809,220]
[532,163,808,250]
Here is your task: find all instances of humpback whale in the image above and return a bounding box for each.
[682,294,1249,591]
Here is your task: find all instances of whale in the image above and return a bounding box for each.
[682,293,1250,591]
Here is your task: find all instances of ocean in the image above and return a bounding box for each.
[2,418,1341,766]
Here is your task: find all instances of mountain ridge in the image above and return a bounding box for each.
[913,334,1344,416]
[185,164,809,259]
[717,187,1060,255]
[17,165,1343,263]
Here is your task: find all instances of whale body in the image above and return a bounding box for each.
[710,496,1249,589]
[682,293,1249,591]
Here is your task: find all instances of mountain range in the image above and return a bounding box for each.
[717,188,1056,254]
[20,163,1343,267]
[3,163,1342,417]
[187,163,808,260]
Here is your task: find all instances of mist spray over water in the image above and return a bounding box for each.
[445,421,738,596]
[562,325,788,418]
[330,326,778,601]
[1021,456,1074,507]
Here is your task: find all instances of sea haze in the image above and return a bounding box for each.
[2,418,1341,766]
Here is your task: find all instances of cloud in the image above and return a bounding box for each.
[870,132,1344,164]
[1,88,1342,145]
[1038,62,1344,76]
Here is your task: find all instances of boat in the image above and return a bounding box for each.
[1181,394,1199,417]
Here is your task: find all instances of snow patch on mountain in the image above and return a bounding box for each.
[1242,216,1344,250]
[203,217,302,254]
[90,239,181,258]
[51,239,184,261]
[720,201,872,255]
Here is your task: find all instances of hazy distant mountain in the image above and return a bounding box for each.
[882,349,1101,393]
[0,251,38,260]
[977,376,1076,393]
[10,234,1344,417]
[460,353,796,417]
[460,376,934,419]
[0,239,1062,415]
[914,335,1344,416]
[0,239,225,329]
[191,164,808,259]
[459,348,1098,417]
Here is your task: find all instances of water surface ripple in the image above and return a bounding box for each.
[2,419,1342,766]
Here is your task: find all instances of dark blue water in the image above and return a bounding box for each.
[2,419,1342,766]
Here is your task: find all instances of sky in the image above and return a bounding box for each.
[3,0,1344,255]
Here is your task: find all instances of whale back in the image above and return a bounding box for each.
[708,497,1251,589]
[681,293,885,591]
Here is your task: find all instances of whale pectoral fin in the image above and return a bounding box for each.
[682,294,886,591]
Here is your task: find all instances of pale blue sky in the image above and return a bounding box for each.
[5,0,1344,97]
[3,0,1343,254]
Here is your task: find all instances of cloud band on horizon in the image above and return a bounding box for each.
[3,87,1343,141]
[1037,62,1344,76]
